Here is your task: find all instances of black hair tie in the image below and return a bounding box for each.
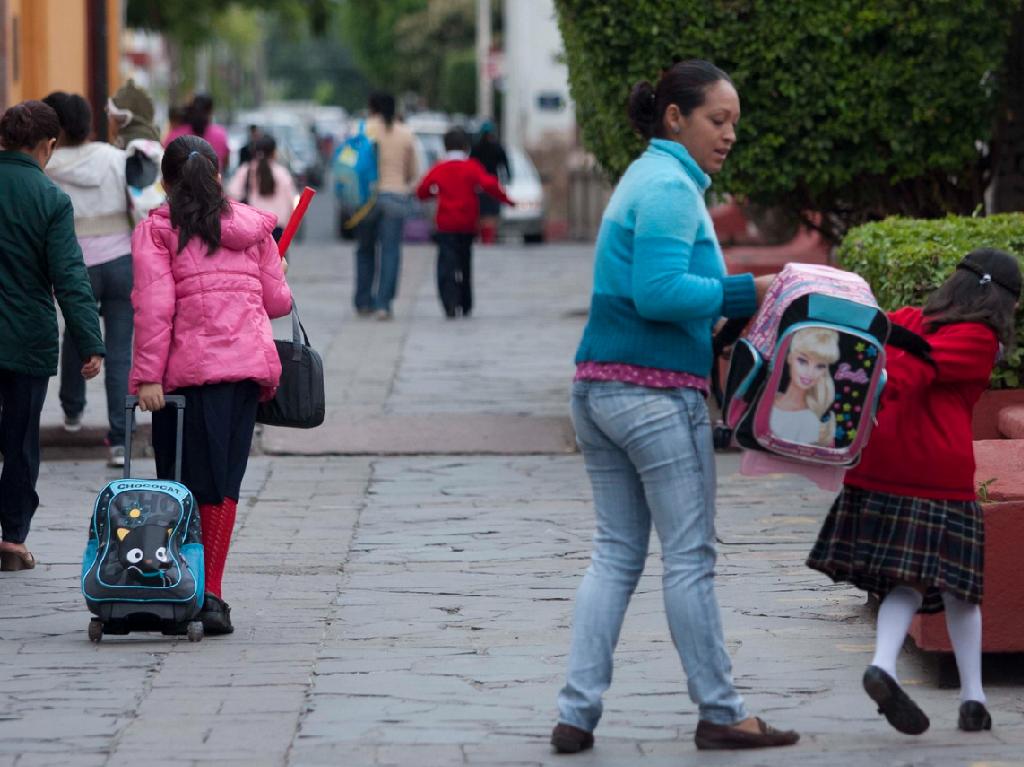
[956,261,1020,298]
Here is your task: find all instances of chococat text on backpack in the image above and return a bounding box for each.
[714,263,934,489]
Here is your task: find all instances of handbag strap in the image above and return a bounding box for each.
[288,299,312,361]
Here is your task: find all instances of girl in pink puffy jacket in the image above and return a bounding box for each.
[129,135,292,635]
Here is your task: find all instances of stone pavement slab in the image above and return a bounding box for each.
[5,452,1022,766]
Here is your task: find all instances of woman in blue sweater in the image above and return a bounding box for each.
[550,60,797,753]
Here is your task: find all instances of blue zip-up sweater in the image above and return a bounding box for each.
[575,139,757,377]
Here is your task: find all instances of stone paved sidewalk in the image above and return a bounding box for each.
[3,453,1023,766]
[6,204,1024,766]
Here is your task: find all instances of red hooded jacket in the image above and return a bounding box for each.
[845,306,999,501]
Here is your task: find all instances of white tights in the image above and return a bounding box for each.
[871,585,985,703]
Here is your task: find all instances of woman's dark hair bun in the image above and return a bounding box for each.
[628,80,658,139]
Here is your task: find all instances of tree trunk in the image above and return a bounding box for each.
[991,8,1024,213]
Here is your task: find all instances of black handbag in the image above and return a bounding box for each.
[256,302,325,428]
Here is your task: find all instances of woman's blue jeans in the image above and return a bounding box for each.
[557,381,747,730]
[59,254,133,447]
[354,193,409,313]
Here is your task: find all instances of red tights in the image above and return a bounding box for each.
[198,498,237,599]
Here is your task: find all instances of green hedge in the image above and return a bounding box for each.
[838,214,1024,387]
[554,0,1018,242]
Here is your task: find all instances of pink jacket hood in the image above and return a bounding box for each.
[129,200,293,399]
[147,200,277,250]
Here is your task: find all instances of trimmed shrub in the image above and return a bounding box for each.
[838,214,1024,387]
[554,0,1018,242]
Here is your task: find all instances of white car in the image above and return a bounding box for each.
[500,147,545,244]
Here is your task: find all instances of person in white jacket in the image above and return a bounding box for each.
[43,91,133,467]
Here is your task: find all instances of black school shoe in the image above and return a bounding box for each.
[550,723,594,753]
[200,593,234,635]
[862,665,929,734]
[958,700,992,731]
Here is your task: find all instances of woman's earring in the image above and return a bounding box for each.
[672,125,681,134]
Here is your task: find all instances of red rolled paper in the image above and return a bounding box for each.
[277,186,317,257]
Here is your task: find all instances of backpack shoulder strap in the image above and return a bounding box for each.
[887,324,937,370]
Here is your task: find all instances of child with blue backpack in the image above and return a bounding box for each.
[808,248,1021,735]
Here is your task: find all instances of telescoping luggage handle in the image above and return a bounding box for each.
[123,395,186,482]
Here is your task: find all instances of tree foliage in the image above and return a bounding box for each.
[554,0,1020,242]
[339,0,476,112]
[127,0,331,46]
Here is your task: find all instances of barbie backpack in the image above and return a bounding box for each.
[718,263,893,467]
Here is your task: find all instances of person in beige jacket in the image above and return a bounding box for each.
[355,92,418,320]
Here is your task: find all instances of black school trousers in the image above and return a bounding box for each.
[0,369,48,543]
[436,232,474,316]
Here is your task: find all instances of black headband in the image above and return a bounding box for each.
[956,260,1021,299]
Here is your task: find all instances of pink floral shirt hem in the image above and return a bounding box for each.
[575,361,709,393]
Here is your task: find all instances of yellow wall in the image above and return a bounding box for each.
[3,0,120,108]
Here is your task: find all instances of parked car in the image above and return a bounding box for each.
[500,147,545,244]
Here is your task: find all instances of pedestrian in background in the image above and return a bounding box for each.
[227,134,297,242]
[470,121,510,244]
[238,124,263,166]
[551,60,798,753]
[808,249,1021,735]
[354,91,418,320]
[130,135,292,634]
[0,100,104,571]
[106,78,165,223]
[43,91,134,468]
[416,127,512,318]
[164,94,230,171]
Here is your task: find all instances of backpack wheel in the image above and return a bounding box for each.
[186,620,204,642]
[88,619,103,643]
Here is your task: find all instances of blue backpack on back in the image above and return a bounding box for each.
[333,121,378,229]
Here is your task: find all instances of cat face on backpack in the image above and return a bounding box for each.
[116,524,173,581]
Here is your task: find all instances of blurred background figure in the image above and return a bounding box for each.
[354,91,418,320]
[164,94,229,171]
[106,79,165,223]
[42,91,133,468]
[239,124,263,166]
[470,121,509,244]
[227,134,297,242]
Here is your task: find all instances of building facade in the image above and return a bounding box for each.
[1,0,121,137]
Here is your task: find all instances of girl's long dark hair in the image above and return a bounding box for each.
[923,248,1021,348]
[255,135,277,197]
[162,135,229,255]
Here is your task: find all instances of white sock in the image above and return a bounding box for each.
[871,585,923,679]
[942,592,986,704]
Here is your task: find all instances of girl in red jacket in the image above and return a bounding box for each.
[131,135,292,635]
[809,248,1020,736]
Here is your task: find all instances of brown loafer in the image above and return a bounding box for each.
[550,723,594,753]
[694,717,800,750]
[0,550,36,571]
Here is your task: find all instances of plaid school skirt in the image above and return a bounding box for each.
[806,485,984,613]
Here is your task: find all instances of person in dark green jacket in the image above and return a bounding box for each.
[0,100,104,571]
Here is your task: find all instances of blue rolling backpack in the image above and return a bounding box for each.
[81,395,206,642]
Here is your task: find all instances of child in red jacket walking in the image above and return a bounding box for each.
[416,128,512,317]
[808,248,1021,736]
